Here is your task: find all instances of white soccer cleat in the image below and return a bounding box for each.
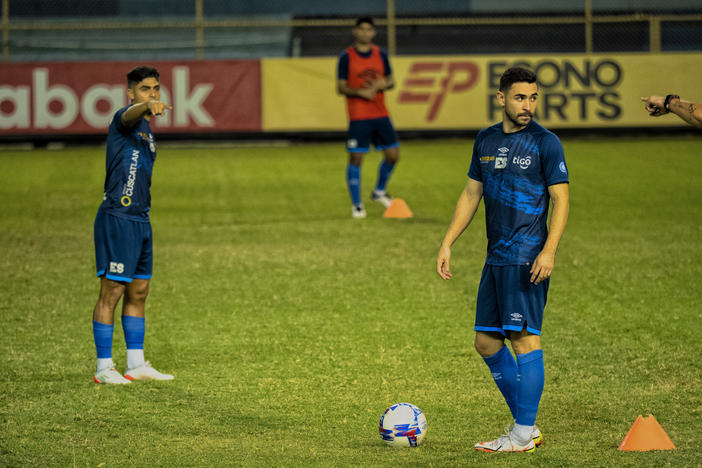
[532,426,543,447]
[94,367,131,385]
[124,361,174,381]
[509,422,544,446]
[504,422,544,447]
[351,203,367,219]
[475,428,536,453]
[371,190,393,208]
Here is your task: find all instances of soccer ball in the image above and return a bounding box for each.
[378,402,427,447]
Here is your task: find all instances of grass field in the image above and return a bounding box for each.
[1,137,701,467]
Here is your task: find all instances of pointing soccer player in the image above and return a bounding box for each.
[337,16,400,218]
[437,67,570,452]
[92,66,174,384]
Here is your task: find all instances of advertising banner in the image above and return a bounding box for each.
[263,58,343,131]
[2,55,700,136]
[262,53,702,131]
[0,60,261,135]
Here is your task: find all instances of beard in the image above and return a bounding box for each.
[505,107,532,128]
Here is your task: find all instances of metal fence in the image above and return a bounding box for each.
[3,0,702,61]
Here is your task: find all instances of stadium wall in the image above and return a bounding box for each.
[1,53,701,141]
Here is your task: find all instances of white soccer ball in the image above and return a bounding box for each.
[379,402,428,447]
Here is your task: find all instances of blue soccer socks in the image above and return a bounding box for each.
[122,315,145,350]
[375,160,396,193]
[347,160,395,206]
[93,321,114,359]
[93,317,149,372]
[515,349,545,427]
[122,315,146,370]
[483,345,519,420]
[346,164,362,206]
[93,321,115,371]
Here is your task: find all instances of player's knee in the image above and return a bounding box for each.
[134,286,149,303]
[98,293,122,311]
[511,341,540,355]
[349,153,363,166]
[98,279,125,307]
[126,283,149,304]
[384,149,399,164]
[474,339,491,357]
[474,334,502,357]
[474,330,507,357]
[510,331,541,354]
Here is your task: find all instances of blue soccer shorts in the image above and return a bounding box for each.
[94,209,153,283]
[474,263,549,337]
[346,117,399,153]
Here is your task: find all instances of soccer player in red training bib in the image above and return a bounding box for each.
[437,67,570,453]
[337,17,400,218]
[91,66,174,384]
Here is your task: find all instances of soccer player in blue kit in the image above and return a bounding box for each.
[436,67,570,452]
[92,66,174,384]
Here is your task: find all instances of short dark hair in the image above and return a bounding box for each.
[355,16,374,27]
[499,67,537,92]
[127,66,159,87]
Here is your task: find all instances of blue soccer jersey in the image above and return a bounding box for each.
[99,106,156,222]
[468,120,569,265]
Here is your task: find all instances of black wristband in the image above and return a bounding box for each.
[664,94,680,111]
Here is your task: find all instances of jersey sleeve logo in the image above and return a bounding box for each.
[559,162,567,174]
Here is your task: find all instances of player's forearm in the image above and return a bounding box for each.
[121,102,151,127]
[337,82,358,97]
[542,194,569,255]
[380,76,395,91]
[337,80,372,97]
[441,190,481,248]
[668,98,702,129]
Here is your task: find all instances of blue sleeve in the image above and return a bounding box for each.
[112,106,132,134]
[467,131,484,182]
[337,52,349,80]
[540,133,569,186]
[380,49,392,76]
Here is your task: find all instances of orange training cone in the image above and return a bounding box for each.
[383,198,413,218]
[618,414,675,451]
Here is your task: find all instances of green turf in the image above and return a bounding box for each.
[1,137,700,467]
